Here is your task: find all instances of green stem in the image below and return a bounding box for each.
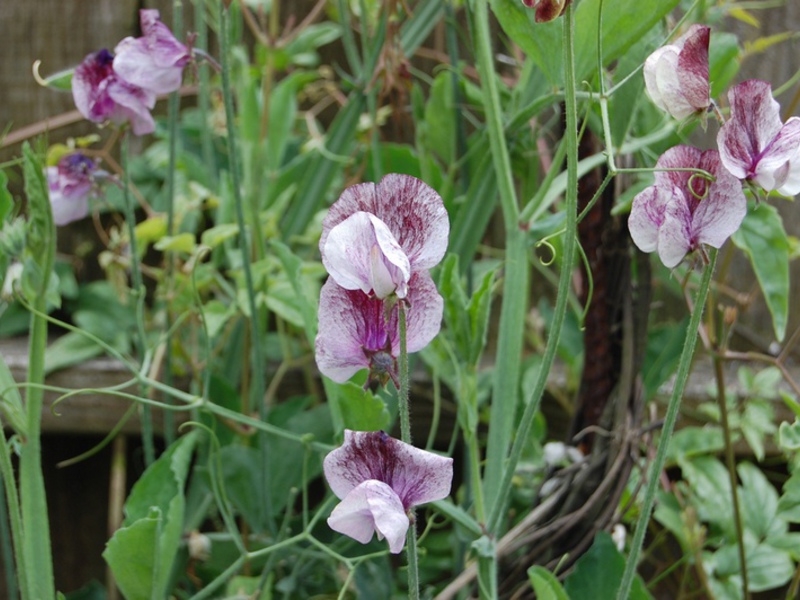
[162,0,183,448]
[486,2,580,537]
[712,343,750,598]
[398,301,420,600]
[0,424,27,600]
[616,248,718,599]
[470,0,528,520]
[121,136,156,467]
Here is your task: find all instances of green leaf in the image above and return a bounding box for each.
[528,566,569,600]
[0,170,12,223]
[44,331,105,375]
[738,461,783,539]
[430,499,482,537]
[667,426,725,463]
[779,420,800,452]
[0,352,26,436]
[337,382,390,431]
[746,542,794,592]
[423,72,456,165]
[642,320,688,400]
[272,241,319,344]
[564,532,653,599]
[103,507,161,600]
[154,233,196,254]
[732,202,790,341]
[22,143,54,297]
[777,470,800,523]
[709,33,741,99]
[491,0,680,85]
[112,432,199,598]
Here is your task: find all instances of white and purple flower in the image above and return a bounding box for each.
[643,24,711,121]
[113,9,190,96]
[315,272,443,386]
[72,49,157,136]
[46,152,99,226]
[629,145,746,268]
[717,79,800,196]
[323,430,453,554]
[320,174,449,300]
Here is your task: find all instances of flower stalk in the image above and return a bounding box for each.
[616,247,718,599]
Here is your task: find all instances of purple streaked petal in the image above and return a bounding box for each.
[393,271,443,354]
[675,25,710,112]
[643,46,672,113]
[629,185,674,253]
[776,157,800,196]
[323,430,453,509]
[107,79,156,135]
[113,10,189,95]
[315,278,385,383]
[754,117,800,179]
[654,145,704,193]
[320,175,448,273]
[653,49,696,120]
[72,49,117,124]
[327,480,409,553]
[718,80,783,179]
[322,211,411,299]
[657,194,692,268]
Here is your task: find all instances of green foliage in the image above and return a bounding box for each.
[732,202,790,341]
[563,532,652,599]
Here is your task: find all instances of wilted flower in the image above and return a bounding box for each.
[629,145,746,268]
[521,0,571,22]
[113,9,190,96]
[72,49,156,135]
[46,152,99,226]
[717,79,800,196]
[320,174,449,300]
[315,272,443,386]
[643,24,711,121]
[323,430,453,554]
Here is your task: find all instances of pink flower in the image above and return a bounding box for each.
[643,24,711,120]
[520,0,572,22]
[72,49,156,135]
[315,272,443,385]
[629,145,746,268]
[46,153,99,226]
[320,174,449,300]
[113,10,190,96]
[323,430,453,554]
[717,79,800,195]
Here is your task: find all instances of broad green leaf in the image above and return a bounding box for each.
[667,426,725,463]
[777,471,800,523]
[491,0,680,85]
[781,392,800,418]
[746,543,794,592]
[709,33,741,99]
[103,508,161,600]
[642,320,688,400]
[154,233,196,254]
[272,241,319,344]
[564,532,653,600]
[528,566,569,600]
[680,456,734,535]
[779,420,800,452]
[201,223,239,248]
[44,331,104,375]
[0,353,26,436]
[337,382,390,431]
[732,202,789,341]
[738,462,783,539]
[423,72,456,165]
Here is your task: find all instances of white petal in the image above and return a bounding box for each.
[327,480,409,554]
[629,185,672,253]
[322,212,410,299]
[657,193,692,268]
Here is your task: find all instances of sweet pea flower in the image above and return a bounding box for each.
[324,430,453,554]
[521,0,572,23]
[113,10,190,96]
[717,79,800,196]
[320,174,449,300]
[46,153,99,226]
[72,49,156,135]
[315,272,443,385]
[643,24,711,120]
[629,145,746,268]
